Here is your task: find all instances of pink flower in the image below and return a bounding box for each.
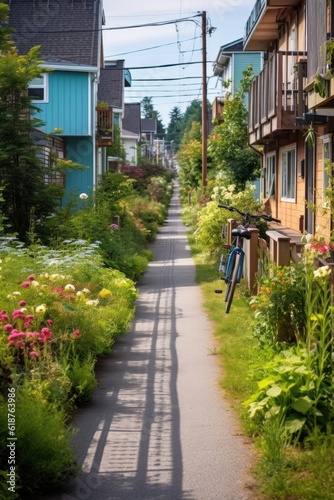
[0,313,9,322]
[22,282,30,288]
[4,324,13,331]
[19,300,26,307]
[12,309,25,320]
[73,329,80,338]
[15,340,25,347]
[46,319,54,326]
[27,275,35,281]
[29,351,39,358]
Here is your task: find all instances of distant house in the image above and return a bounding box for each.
[141,118,158,162]
[122,103,141,166]
[8,0,109,199]
[98,60,132,174]
[212,38,263,121]
[212,38,263,199]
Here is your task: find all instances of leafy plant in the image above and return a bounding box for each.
[66,353,96,404]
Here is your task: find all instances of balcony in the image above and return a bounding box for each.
[212,96,226,123]
[96,108,113,147]
[244,0,301,51]
[248,51,307,146]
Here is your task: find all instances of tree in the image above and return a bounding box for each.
[166,106,183,151]
[180,99,202,134]
[0,4,63,241]
[208,66,260,189]
[176,122,202,190]
[141,96,165,138]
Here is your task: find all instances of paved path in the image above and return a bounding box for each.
[50,183,254,500]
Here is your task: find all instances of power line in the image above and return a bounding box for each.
[106,35,202,57]
[14,14,201,35]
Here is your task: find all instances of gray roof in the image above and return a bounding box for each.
[123,103,141,136]
[98,61,125,109]
[8,0,103,67]
[141,118,157,134]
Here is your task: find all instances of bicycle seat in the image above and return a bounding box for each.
[231,228,252,240]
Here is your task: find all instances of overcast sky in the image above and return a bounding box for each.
[102,0,255,127]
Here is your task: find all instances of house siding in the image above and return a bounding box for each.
[37,72,90,136]
[64,137,94,198]
[234,53,262,106]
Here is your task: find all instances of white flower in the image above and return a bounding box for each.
[86,299,99,306]
[31,280,40,287]
[79,193,88,200]
[35,304,47,313]
[12,291,21,296]
[82,288,90,294]
[314,266,331,279]
[64,284,76,291]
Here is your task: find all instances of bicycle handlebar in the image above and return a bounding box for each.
[218,204,281,224]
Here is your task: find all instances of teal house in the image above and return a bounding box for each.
[212,38,263,199]
[8,0,113,201]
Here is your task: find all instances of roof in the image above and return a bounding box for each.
[98,61,127,110]
[8,0,103,67]
[141,118,157,134]
[123,103,141,136]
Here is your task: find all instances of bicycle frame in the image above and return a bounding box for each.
[224,246,244,284]
[215,204,281,313]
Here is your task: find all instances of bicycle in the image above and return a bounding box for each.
[215,205,281,313]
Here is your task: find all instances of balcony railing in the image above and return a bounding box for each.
[248,51,307,143]
[244,0,266,42]
[96,108,113,146]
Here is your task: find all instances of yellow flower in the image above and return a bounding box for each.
[98,288,112,298]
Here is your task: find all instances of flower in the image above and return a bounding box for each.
[109,224,119,230]
[86,299,99,306]
[98,288,112,298]
[22,281,30,288]
[35,304,46,314]
[29,351,39,358]
[79,193,88,200]
[64,284,75,291]
[314,265,331,279]
[73,329,80,338]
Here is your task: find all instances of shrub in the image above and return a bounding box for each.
[0,386,77,496]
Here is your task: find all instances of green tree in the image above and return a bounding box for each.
[180,99,202,134]
[141,96,165,138]
[176,122,202,190]
[0,4,62,241]
[208,66,260,190]
[166,106,183,151]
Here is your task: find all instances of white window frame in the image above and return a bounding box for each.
[322,134,332,208]
[28,74,48,103]
[265,153,276,198]
[280,145,296,202]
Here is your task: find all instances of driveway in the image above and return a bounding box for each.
[47,182,255,500]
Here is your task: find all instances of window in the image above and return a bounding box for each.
[28,74,48,102]
[322,135,332,207]
[281,146,296,201]
[265,154,276,198]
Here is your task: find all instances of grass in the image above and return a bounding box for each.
[186,219,334,500]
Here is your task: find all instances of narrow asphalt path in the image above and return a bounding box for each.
[49,183,254,500]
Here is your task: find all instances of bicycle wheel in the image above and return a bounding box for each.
[225,252,241,313]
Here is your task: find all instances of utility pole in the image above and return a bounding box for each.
[202,10,208,187]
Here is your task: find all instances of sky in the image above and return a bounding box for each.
[102,0,255,127]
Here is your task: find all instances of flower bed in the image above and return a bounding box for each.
[0,242,137,496]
